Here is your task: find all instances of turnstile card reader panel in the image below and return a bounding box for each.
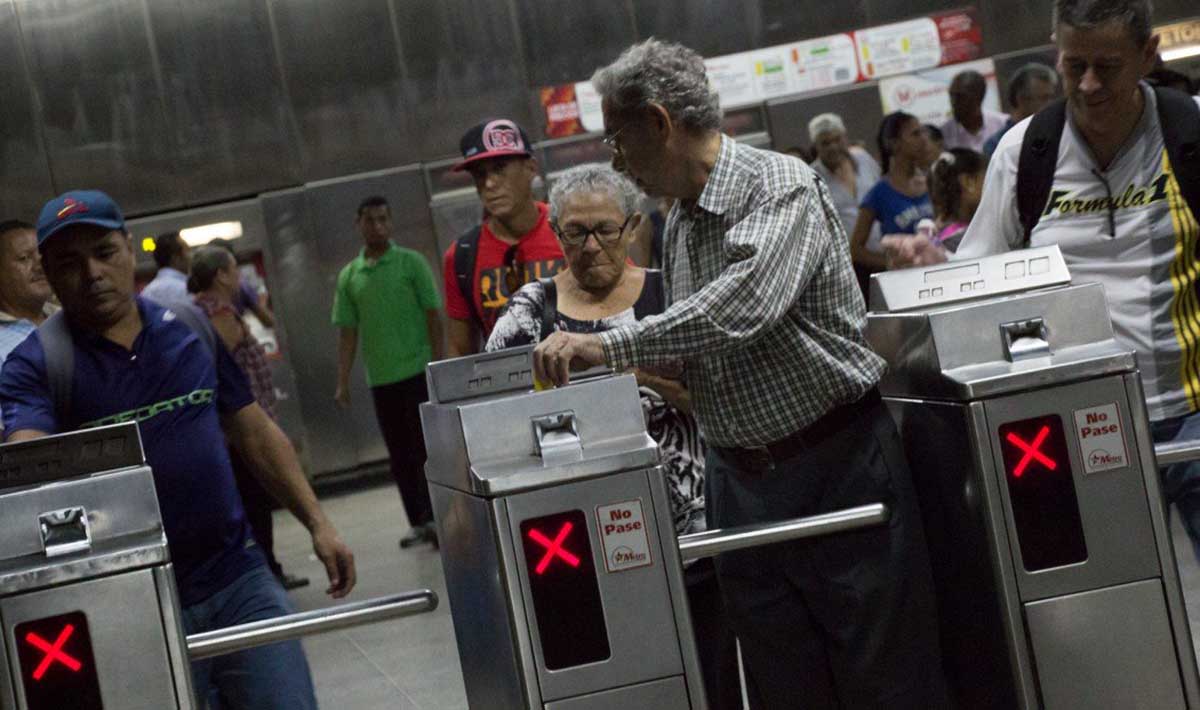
[868,244,1070,313]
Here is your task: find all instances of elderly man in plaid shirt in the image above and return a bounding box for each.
[533,39,948,709]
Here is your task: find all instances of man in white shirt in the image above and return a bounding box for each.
[808,113,882,241]
[889,0,1200,560]
[940,70,1009,152]
[141,231,191,305]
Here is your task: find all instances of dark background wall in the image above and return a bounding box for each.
[1,0,1196,219]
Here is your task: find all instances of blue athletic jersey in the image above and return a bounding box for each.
[0,297,263,605]
[860,179,934,236]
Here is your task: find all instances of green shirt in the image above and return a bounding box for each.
[332,243,442,387]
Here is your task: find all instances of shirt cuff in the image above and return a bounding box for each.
[599,324,642,370]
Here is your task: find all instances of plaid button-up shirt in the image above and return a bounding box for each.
[600,136,885,448]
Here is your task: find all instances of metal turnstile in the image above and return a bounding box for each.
[0,424,195,709]
[422,350,706,709]
[866,246,1200,709]
[0,422,441,709]
[422,348,894,710]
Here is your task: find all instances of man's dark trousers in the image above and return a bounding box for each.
[707,394,949,709]
[371,374,434,528]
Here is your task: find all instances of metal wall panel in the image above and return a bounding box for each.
[631,0,763,58]
[144,0,299,204]
[268,0,413,181]
[513,0,635,89]
[16,0,179,214]
[0,0,54,220]
[759,0,869,47]
[393,0,535,159]
[767,82,885,156]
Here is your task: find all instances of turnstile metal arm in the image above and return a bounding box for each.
[677,503,889,562]
[186,589,438,660]
[1154,441,1200,467]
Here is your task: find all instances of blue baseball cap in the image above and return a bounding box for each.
[36,190,126,249]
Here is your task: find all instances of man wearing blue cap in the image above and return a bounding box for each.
[0,190,356,709]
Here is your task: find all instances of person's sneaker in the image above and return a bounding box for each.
[277,572,310,591]
[400,527,429,549]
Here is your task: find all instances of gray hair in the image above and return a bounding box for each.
[548,163,643,223]
[1053,0,1154,45]
[187,245,235,294]
[1007,63,1059,107]
[808,113,846,142]
[591,38,722,132]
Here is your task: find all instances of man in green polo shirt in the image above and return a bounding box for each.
[333,195,444,549]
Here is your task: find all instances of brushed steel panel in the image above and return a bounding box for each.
[631,0,762,58]
[0,0,54,220]
[268,0,413,180]
[143,0,298,204]
[1026,579,1185,710]
[393,0,535,157]
[545,675,691,710]
[16,0,179,214]
[512,0,634,89]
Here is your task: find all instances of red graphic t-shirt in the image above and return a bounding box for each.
[442,202,566,337]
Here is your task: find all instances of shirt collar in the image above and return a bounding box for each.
[70,297,155,349]
[695,134,738,216]
[358,242,398,266]
[156,267,188,282]
[0,302,59,325]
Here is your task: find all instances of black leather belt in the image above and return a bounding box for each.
[713,388,883,467]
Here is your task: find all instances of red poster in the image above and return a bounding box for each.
[935,8,984,66]
[540,85,585,138]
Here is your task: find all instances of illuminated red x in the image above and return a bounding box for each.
[528,522,581,574]
[25,624,81,680]
[1006,425,1057,478]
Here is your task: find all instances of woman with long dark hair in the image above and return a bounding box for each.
[848,111,934,295]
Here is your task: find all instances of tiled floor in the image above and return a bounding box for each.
[273,481,1200,710]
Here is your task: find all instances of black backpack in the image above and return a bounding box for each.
[452,225,484,332]
[1017,86,1200,246]
[38,300,218,427]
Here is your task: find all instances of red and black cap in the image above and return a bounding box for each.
[452,118,534,172]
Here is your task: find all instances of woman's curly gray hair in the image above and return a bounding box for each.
[591,38,722,131]
[548,163,644,223]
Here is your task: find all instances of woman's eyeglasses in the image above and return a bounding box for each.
[552,216,633,247]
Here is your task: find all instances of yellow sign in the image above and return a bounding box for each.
[1157,19,1200,51]
[141,237,156,252]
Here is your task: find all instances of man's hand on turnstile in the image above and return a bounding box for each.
[533,331,606,386]
[312,521,356,599]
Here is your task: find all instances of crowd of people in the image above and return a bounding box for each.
[0,0,1198,707]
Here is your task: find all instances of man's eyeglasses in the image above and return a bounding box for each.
[552,216,633,247]
[602,126,626,157]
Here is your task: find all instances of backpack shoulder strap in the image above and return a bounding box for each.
[1016,98,1069,247]
[167,301,218,365]
[537,277,557,342]
[633,269,666,319]
[453,226,484,331]
[36,310,75,427]
[1156,86,1200,225]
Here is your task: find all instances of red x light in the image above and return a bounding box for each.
[1005,425,1058,477]
[15,611,103,709]
[528,522,582,575]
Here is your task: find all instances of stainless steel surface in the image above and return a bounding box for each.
[504,468,690,704]
[2,570,185,709]
[0,0,54,220]
[430,485,532,709]
[39,506,92,557]
[1024,579,1186,710]
[0,607,12,709]
[185,590,439,661]
[154,564,198,710]
[1155,440,1200,466]
[868,245,1071,313]
[545,676,691,710]
[866,281,1131,401]
[423,374,658,496]
[1126,374,1200,705]
[984,377,1160,602]
[676,504,889,562]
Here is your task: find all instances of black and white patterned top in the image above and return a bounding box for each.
[598,135,886,448]
[486,272,707,537]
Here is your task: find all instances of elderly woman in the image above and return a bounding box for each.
[486,162,738,707]
[187,246,307,591]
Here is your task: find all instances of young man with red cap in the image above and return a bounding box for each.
[443,118,565,356]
